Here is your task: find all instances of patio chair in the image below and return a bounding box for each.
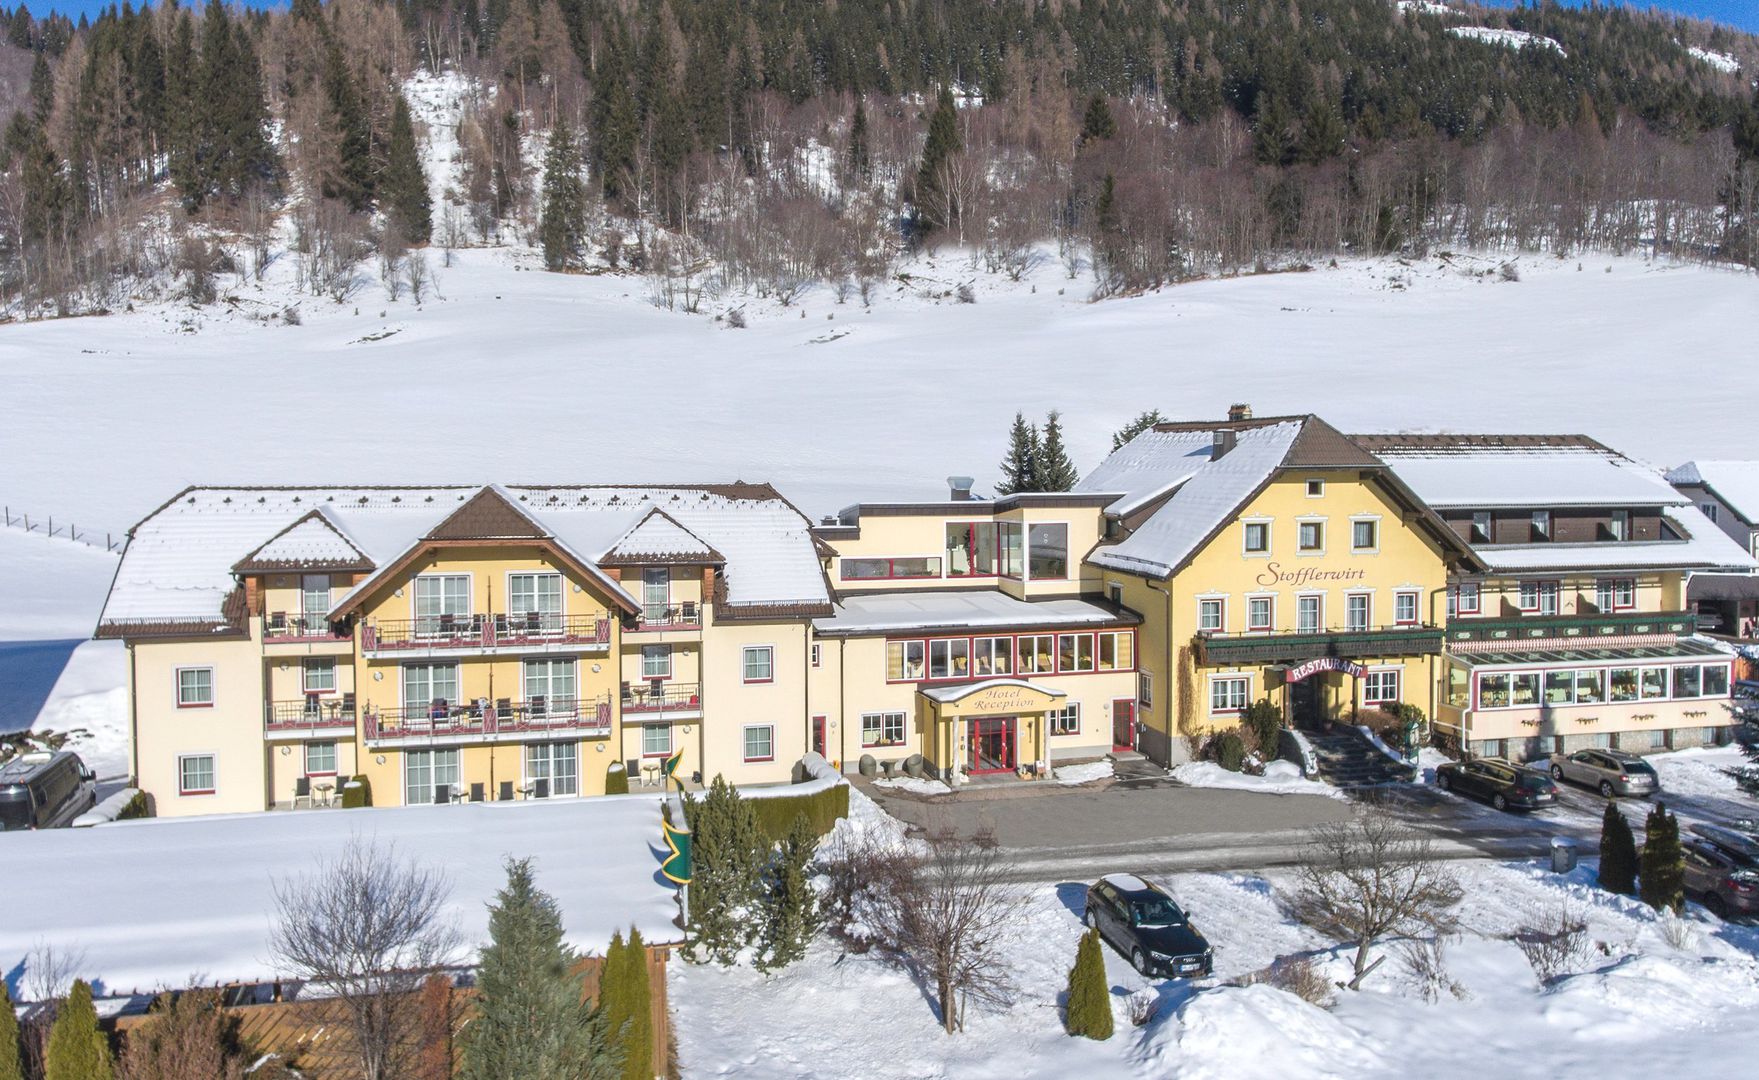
[533,778,550,800]
[433,783,450,805]
[438,613,456,636]
[680,601,697,624]
[268,611,287,632]
[498,781,515,801]
[528,695,546,721]
[341,692,356,718]
[293,776,312,809]
[470,783,485,803]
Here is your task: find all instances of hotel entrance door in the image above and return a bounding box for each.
[1291,677,1324,730]
[966,716,1017,774]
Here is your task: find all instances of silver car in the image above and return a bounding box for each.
[1548,749,1659,798]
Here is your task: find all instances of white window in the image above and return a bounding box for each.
[1449,583,1480,616]
[742,646,773,683]
[1248,596,1273,632]
[1057,633,1094,672]
[1346,594,1370,632]
[304,741,338,776]
[887,640,926,681]
[1531,510,1551,541]
[525,741,578,796]
[1306,479,1325,498]
[1519,580,1559,615]
[1702,503,1720,523]
[508,573,564,629]
[1395,591,1419,625]
[1610,509,1630,541]
[1597,578,1635,612]
[974,636,1014,676]
[643,723,672,757]
[1471,512,1492,543]
[1027,523,1070,580]
[811,643,822,668]
[1017,634,1055,675]
[743,725,775,762]
[177,667,214,707]
[1243,521,1270,554]
[1363,670,1400,704]
[524,657,577,713]
[1297,595,1322,633]
[640,567,670,622]
[403,663,459,712]
[405,748,460,804]
[1351,519,1378,552]
[178,754,215,795]
[641,644,672,680]
[413,574,471,631]
[862,711,906,747]
[930,638,970,680]
[302,658,336,694]
[1298,521,1325,553]
[1198,598,1225,632]
[1138,672,1153,708]
[1049,703,1080,736]
[300,574,330,630]
[1210,677,1249,713]
[1096,632,1132,671]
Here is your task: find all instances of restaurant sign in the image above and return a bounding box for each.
[1283,657,1366,683]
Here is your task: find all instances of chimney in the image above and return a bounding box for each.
[1228,403,1253,422]
[1212,429,1237,460]
[947,476,975,502]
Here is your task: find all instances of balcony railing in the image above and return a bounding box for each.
[629,603,702,632]
[362,614,612,653]
[364,697,612,743]
[265,697,358,734]
[263,614,351,643]
[1195,623,1446,665]
[1447,611,1695,646]
[621,681,702,715]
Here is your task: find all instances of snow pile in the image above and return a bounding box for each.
[1173,760,1346,799]
[1448,26,1567,56]
[1054,760,1115,786]
[1646,744,1747,800]
[30,641,129,779]
[1396,0,1455,15]
[1686,45,1740,74]
[872,775,953,797]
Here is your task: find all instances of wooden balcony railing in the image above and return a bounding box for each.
[1195,623,1446,665]
[362,614,612,652]
[363,697,613,742]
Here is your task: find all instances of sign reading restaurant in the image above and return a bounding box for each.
[1254,562,1368,589]
[1284,657,1367,683]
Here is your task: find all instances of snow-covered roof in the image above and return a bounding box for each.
[1359,438,1684,509]
[233,508,373,572]
[813,590,1134,636]
[600,508,722,564]
[1469,507,1757,573]
[1668,461,1759,526]
[0,795,683,993]
[919,678,1066,703]
[100,484,829,635]
[1074,428,1214,518]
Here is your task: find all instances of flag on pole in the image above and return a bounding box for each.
[659,746,691,886]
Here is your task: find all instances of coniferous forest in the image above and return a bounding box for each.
[0,0,1755,315]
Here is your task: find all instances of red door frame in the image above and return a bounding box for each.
[811,715,826,758]
[966,716,1017,774]
[1112,699,1136,751]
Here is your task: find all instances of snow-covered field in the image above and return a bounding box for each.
[672,788,1759,1079]
[0,528,118,641]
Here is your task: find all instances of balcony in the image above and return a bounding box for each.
[363,697,613,746]
[361,614,612,657]
[1448,611,1696,648]
[262,614,352,645]
[627,603,703,633]
[621,681,703,721]
[265,697,358,738]
[1194,624,1446,666]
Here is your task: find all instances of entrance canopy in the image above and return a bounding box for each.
[919,678,1066,716]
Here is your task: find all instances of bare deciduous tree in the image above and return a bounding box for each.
[1287,810,1463,991]
[22,941,86,1003]
[270,840,462,1080]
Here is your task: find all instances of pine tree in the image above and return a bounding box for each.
[28,51,51,123]
[995,412,1040,496]
[757,815,821,973]
[459,859,619,1080]
[684,775,767,965]
[382,93,433,245]
[591,40,639,209]
[847,96,870,181]
[1640,802,1685,913]
[0,980,21,1080]
[1079,94,1116,144]
[914,84,960,226]
[1253,94,1295,167]
[165,11,199,203]
[45,980,112,1080]
[539,116,587,272]
[600,929,651,1080]
[1064,928,1113,1039]
[1597,801,1638,896]
[1297,99,1347,165]
[321,39,374,210]
[1111,409,1165,450]
[1038,410,1080,492]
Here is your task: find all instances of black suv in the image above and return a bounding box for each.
[1083,874,1213,978]
[1434,757,1558,812]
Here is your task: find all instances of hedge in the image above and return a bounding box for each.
[340,774,373,809]
[749,783,849,845]
[116,790,150,820]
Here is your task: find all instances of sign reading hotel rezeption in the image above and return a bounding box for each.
[1254,562,1368,589]
[1284,657,1367,683]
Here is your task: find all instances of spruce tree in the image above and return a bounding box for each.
[27,51,51,123]
[1597,801,1638,897]
[847,96,870,181]
[1253,94,1295,167]
[1037,411,1080,492]
[1079,94,1116,144]
[1064,928,1113,1040]
[539,116,587,272]
[459,859,619,1080]
[0,980,21,1080]
[1112,409,1165,450]
[1298,99,1347,165]
[684,775,767,965]
[757,815,821,973]
[383,93,433,245]
[321,39,374,211]
[914,84,960,226]
[996,412,1040,496]
[1639,802,1685,913]
[44,980,112,1080]
[601,929,651,1080]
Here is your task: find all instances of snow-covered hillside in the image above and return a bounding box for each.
[1448,26,1567,56]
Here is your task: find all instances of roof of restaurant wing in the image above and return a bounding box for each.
[813,589,1139,637]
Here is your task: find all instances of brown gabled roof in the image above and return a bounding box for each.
[96,586,250,641]
[426,485,550,541]
[231,510,376,574]
[1281,416,1384,468]
[1349,433,1613,454]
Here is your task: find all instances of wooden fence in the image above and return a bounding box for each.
[2,506,124,552]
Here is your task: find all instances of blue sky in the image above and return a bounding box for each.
[25,0,1759,34]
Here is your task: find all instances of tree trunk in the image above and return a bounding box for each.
[939,976,956,1034]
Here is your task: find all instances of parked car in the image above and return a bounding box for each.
[1433,757,1558,811]
[1548,749,1659,798]
[1083,874,1213,978]
[1684,824,1759,920]
[0,751,97,831]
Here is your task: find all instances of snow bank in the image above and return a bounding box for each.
[1686,45,1740,74]
[1054,760,1115,786]
[1140,983,1385,1077]
[872,775,952,796]
[1172,760,1346,800]
[72,786,142,827]
[1448,26,1567,56]
[1645,744,1746,800]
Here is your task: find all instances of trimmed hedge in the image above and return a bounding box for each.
[749,783,849,845]
[340,774,373,809]
[606,762,630,795]
[116,790,150,820]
